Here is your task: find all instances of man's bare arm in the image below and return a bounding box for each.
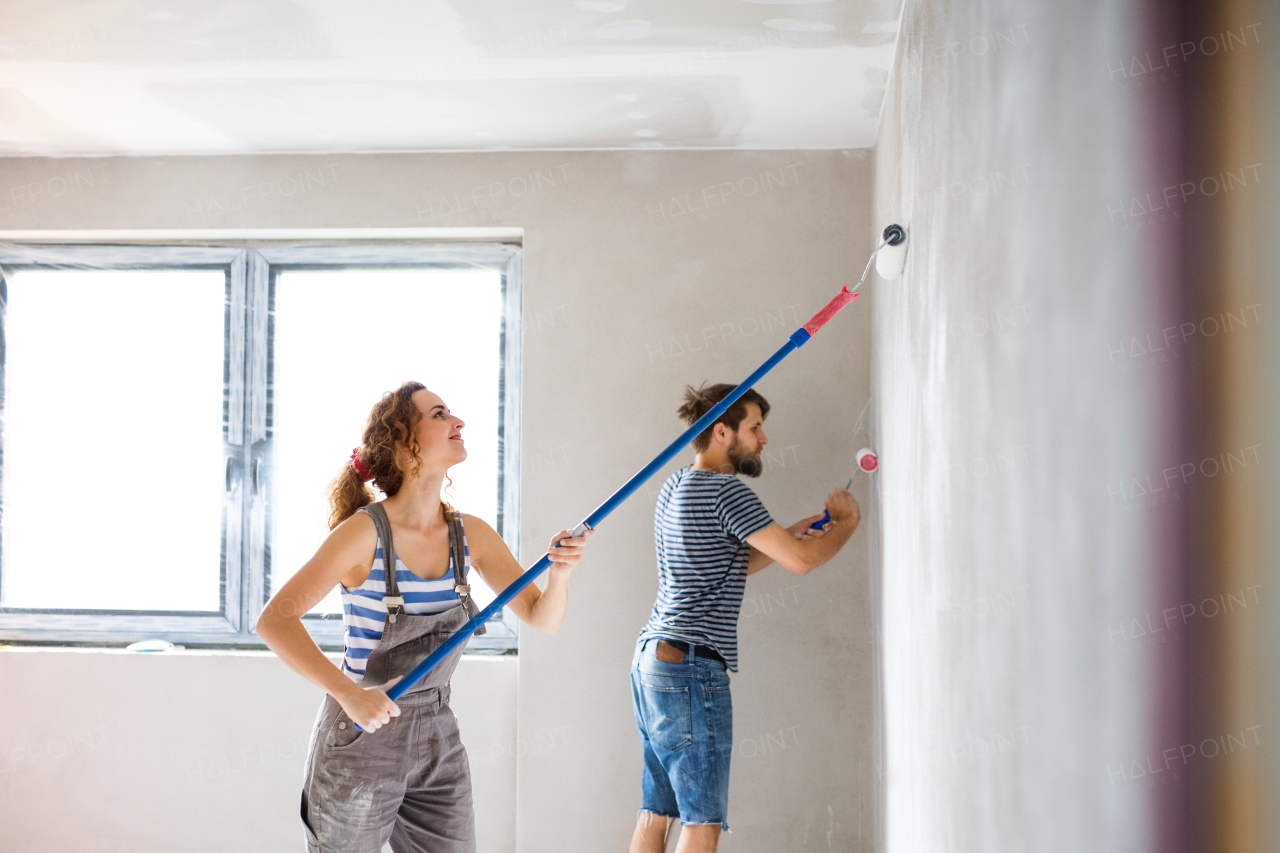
[746,489,860,575]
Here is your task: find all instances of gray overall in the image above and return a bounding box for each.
[301,502,486,853]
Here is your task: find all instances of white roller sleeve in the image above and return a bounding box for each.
[876,237,908,280]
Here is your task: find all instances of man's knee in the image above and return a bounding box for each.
[631,811,677,853]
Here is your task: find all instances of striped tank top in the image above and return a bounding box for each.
[339,523,470,681]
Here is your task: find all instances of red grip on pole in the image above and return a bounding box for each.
[802,285,858,336]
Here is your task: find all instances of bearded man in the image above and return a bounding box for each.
[628,382,861,853]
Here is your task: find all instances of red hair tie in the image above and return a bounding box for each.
[350,448,373,482]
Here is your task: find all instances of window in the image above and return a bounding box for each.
[0,243,521,651]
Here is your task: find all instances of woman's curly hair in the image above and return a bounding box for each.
[326,381,428,529]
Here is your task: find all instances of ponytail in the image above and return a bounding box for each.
[326,463,376,530]
[325,381,427,529]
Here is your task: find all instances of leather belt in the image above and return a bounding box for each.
[655,638,727,667]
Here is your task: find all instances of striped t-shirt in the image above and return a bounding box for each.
[339,528,469,681]
[638,467,774,672]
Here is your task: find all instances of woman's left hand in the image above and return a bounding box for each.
[548,529,591,577]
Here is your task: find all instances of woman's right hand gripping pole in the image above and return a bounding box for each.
[337,677,402,733]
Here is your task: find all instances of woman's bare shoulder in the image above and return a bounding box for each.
[325,509,379,558]
[458,513,497,537]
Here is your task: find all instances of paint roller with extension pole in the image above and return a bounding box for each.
[356,224,909,725]
[810,223,908,530]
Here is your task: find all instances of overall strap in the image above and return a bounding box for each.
[445,508,486,636]
[357,503,405,623]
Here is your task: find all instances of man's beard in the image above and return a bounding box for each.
[727,437,763,478]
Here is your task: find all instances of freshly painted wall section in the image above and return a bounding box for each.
[873,3,1169,851]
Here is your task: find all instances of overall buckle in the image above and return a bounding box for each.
[383,595,404,623]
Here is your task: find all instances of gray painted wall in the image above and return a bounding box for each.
[0,149,877,852]
[0,650,517,852]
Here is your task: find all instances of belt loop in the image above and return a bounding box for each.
[685,644,694,665]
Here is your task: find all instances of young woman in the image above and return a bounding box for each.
[257,381,589,853]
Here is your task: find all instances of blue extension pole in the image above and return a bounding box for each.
[380,284,860,706]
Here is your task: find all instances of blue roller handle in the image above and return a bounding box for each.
[369,286,860,714]
[808,477,853,530]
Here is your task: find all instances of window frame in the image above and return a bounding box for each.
[0,242,522,652]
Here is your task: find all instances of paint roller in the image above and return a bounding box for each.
[876,223,908,280]
[356,226,908,723]
[809,450,878,531]
[808,224,905,530]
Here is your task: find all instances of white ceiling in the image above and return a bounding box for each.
[0,0,901,156]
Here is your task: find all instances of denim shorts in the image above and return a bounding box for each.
[630,639,733,832]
